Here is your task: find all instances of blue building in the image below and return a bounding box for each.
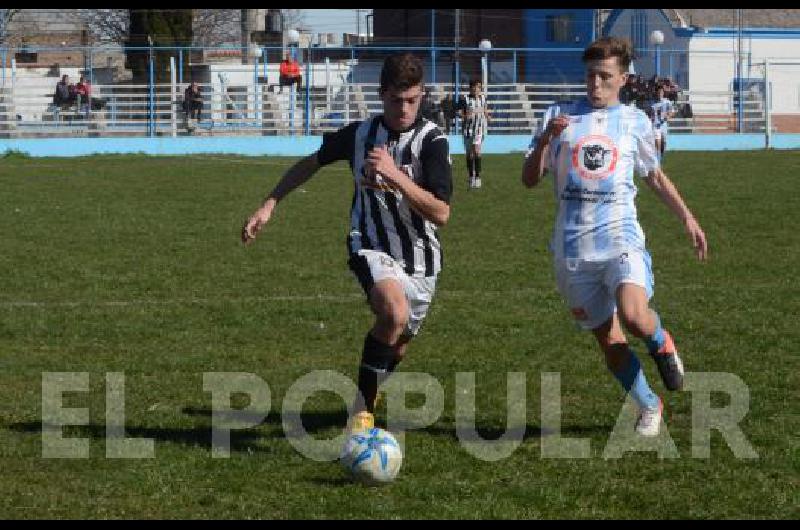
[372,9,605,84]
[522,9,598,83]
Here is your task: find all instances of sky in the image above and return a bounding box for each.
[299,9,373,36]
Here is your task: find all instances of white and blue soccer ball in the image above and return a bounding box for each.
[340,427,403,485]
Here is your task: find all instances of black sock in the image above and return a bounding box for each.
[475,156,481,177]
[356,333,396,414]
[466,156,475,178]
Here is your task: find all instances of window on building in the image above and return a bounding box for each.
[546,14,574,43]
[630,10,648,51]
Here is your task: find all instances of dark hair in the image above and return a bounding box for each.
[469,79,481,89]
[380,53,424,92]
[582,36,634,72]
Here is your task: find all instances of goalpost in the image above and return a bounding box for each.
[755,59,800,149]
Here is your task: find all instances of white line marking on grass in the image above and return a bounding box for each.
[0,288,553,310]
[0,294,365,309]
[0,284,781,311]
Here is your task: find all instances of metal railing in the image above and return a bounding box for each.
[0,80,769,139]
[1,44,794,143]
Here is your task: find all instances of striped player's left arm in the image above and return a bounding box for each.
[364,133,452,227]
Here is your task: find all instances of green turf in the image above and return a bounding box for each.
[0,151,798,518]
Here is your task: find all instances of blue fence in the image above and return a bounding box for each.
[3,134,799,158]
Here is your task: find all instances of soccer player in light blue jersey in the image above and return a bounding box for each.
[650,84,675,159]
[521,37,708,436]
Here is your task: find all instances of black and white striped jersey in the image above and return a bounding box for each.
[458,93,488,138]
[317,116,452,278]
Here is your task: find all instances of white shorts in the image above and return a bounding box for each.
[554,250,654,331]
[463,133,484,151]
[348,249,437,337]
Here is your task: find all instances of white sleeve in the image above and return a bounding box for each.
[635,113,660,177]
[526,105,558,162]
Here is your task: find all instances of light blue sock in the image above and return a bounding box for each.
[610,349,660,410]
[644,310,666,355]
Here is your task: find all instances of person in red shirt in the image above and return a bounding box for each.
[278,55,302,94]
[76,75,92,115]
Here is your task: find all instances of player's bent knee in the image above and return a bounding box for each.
[375,300,409,335]
[387,307,410,333]
[618,305,649,336]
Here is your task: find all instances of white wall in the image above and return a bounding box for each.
[607,12,800,116]
[689,36,800,114]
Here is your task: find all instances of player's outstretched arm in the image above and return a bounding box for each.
[241,153,322,244]
[645,167,708,261]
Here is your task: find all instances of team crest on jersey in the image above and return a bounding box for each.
[571,134,618,180]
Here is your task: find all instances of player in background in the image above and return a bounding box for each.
[651,83,676,160]
[242,53,452,434]
[521,37,707,436]
[457,79,491,189]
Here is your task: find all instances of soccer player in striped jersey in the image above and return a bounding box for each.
[522,37,708,437]
[650,84,675,159]
[458,79,491,189]
[242,53,452,434]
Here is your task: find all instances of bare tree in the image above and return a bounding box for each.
[282,9,307,31]
[78,9,242,47]
[193,9,240,46]
[0,9,20,45]
[75,9,129,44]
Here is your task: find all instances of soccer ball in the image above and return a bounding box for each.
[340,427,403,485]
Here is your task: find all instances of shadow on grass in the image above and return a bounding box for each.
[309,476,358,487]
[181,406,349,437]
[418,423,612,441]
[180,407,612,441]
[3,407,351,454]
[5,420,270,454]
[4,409,612,456]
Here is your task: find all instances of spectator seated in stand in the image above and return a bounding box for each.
[278,56,302,94]
[183,82,203,121]
[75,75,92,116]
[52,74,76,118]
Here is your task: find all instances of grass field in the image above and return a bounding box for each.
[0,150,798,519]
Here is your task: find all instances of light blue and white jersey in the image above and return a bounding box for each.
[651,97,674,132]
[527,98,660,260]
